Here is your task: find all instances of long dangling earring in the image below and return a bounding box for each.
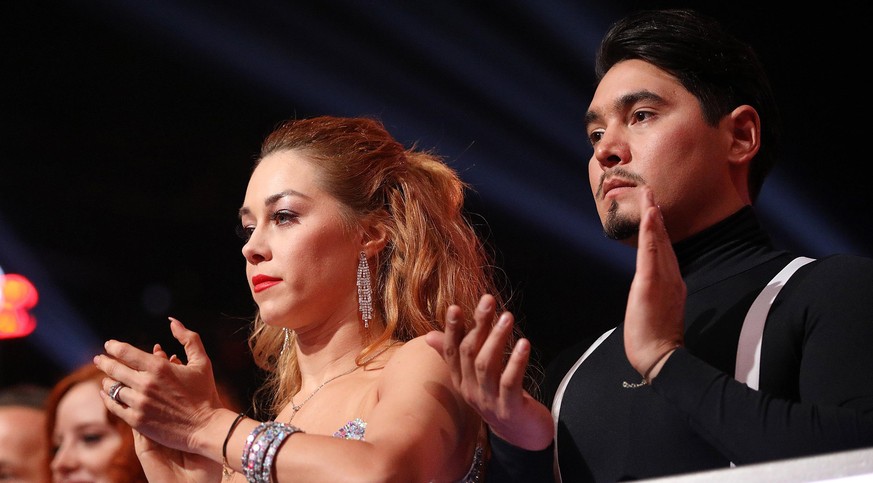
[280,328,290,355]
[357,251,373,329]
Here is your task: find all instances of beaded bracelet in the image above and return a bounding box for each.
[241,422,304,483]
[250,424,281,479]
[260,423,303,483]
[241,422,270,481]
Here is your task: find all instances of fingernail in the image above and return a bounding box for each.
[513,339,529,355]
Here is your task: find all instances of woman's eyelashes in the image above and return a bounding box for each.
[81,431,107,445]
[50,431,107,455]
[269,209,299,226]
[237,210,300,241]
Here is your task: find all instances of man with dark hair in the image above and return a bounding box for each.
[428,8,873,482]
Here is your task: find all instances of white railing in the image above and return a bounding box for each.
[642,446,873,482]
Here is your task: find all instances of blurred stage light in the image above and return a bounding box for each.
[0,272,39,339]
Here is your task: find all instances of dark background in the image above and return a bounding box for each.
[3,1,871,406]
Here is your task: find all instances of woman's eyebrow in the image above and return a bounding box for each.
[238,189,310,218]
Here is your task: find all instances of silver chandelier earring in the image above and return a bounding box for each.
[281,327,290,355]
[357,251,373,329]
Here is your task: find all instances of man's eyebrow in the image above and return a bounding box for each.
[238,189,309,218]
[585,90,665,128]
[584,110,601,128]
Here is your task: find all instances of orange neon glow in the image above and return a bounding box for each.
[0,273,39,339]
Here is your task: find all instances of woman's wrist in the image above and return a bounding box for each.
[193,409,243,462]
[222,412,247,478]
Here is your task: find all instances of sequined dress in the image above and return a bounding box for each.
[334,418,484,482]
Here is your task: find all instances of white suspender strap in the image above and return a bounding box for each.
[551,327,615,483]
[735,257,815,390]
[548,256,815,475]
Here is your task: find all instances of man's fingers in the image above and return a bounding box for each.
[625,186,685,375]
[645,189,677,269]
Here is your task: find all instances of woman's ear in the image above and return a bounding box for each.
[728,105,761,166]
[358,217,389,257]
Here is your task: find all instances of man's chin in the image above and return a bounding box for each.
[603,211,640,241]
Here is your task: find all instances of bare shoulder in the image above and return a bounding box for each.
[390,336,444,362]
[381,336,449,381]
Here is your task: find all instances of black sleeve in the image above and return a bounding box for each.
[484,337,597,482]
[485,429,555,483]
[652,256,873,464]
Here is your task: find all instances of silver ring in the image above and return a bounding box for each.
[108,381,126,405]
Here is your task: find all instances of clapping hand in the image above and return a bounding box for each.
[623,187,685,382]
[94,318,225,482]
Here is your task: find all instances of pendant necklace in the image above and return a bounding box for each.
[288,364,360,422]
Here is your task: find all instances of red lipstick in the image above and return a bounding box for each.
[252,274,282,293]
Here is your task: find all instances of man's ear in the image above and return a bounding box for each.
[728,105,761,166]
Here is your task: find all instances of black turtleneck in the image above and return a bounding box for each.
[487,207,873,482]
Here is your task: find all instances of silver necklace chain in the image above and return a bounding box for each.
[286,340,400,422]
[289,364,360,421]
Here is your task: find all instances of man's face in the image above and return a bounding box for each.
[585,59,736,245]
[0,406,49,482]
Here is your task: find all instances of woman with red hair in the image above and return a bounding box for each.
[46,363,146,483]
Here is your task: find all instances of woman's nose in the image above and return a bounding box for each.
[241,227,270,265]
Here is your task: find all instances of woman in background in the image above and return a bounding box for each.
[46,363,146,483]
[0,383,51,482]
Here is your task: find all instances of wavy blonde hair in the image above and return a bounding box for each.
[246,116,515,416]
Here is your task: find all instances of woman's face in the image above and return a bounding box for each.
[50,380,123,483]
[240,150,363,334]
